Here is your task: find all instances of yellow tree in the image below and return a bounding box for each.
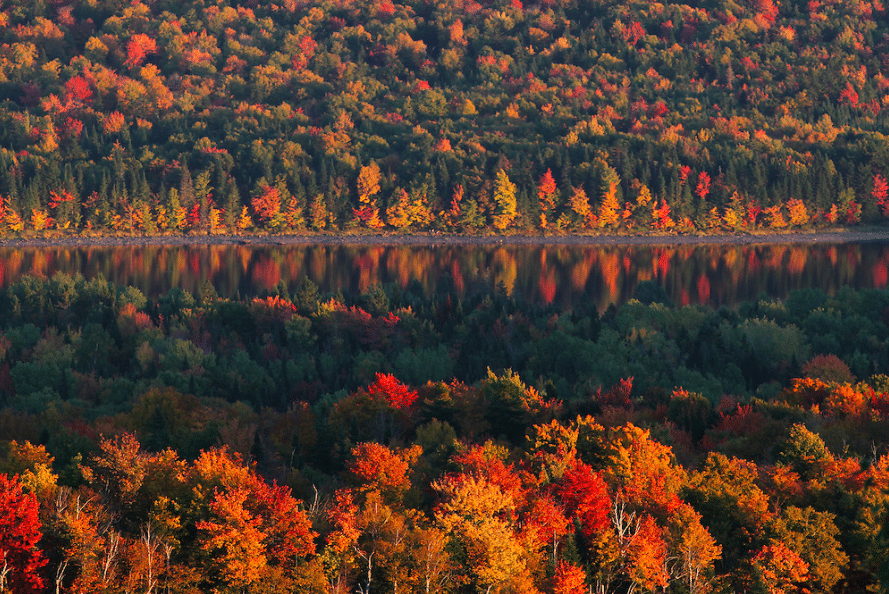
[434,474,532,593]
[356,162,384,229]
[598,166,622,229]
[308,194,328,230]
[400,182,434,229]
[387,189,412,229]
[669,504,721,594]
[568,187,593,228]
[357,162,382,206]
[492,169,517,230]
[196,488,267,591]
[786,198,809,227]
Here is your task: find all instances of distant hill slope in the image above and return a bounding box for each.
[0,0,888,236]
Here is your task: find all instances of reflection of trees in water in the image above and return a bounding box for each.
[3,242,889,308]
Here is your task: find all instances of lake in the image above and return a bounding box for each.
[0,240,887,310]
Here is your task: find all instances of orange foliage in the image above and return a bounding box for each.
[627,515,669,591]
[781,377,832,409]
[537,168,558,218]
[751,543,809,594]
[823,383,868,417]
[695,171,711,200]
[124,34,158,69]
[347,442,421,500]
[452,444,528,504]
[652,200,674,229]
[599,182,621,228]
[552,561,587,594]
[251,185,282,227]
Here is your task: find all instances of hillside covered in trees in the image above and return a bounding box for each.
[2,0,889,235]
[2,275,889,592]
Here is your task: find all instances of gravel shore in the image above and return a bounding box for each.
[2,228,889,248]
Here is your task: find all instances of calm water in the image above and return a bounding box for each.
[0,241,887,310]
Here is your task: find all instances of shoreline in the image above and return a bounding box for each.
[1,228,889,248]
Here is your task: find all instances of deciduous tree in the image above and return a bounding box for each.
[0,473,46,594]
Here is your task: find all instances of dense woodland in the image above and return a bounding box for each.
[3,0,889,235]
[2,274,889,592]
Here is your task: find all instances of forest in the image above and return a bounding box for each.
[2,273,889,592]
[2,0,889,236]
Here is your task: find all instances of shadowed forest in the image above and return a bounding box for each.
[3,0,889,235]
[2,274,889,593]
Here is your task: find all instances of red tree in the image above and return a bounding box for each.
[367,373,418,409]
[873,174,889,216]
[554,460,611,540]
[0,474,47,593]
[696,172,711,201]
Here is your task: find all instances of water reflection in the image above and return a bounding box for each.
[0,242,887,310]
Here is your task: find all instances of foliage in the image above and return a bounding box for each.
[2,277,889,591]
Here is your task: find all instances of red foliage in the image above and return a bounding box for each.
[0,474,47,593]
[251,186,281,224]
[648,100,669,118]
[351,205,378,225]
[714,403,765,437]
[839,82,859,106]
[251,479,317,563]
[63,75,93,105]
[624,21,646,46]
[187,202,201,227]
[61,116,84,140]
[696,171,711,200]
[367,373,418,409]
[872,174,888,214]
[593,377,633,407]
[375,0,396,17]
[48,189,75,209]
[754,0,779,24]
[871,390,889,417]
[554,460,611,540]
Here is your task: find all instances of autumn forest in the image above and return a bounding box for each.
[6,0,889,593]
[0,272,889,593]
[2,0,889,235]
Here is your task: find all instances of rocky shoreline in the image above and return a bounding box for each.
[2,228,889,248]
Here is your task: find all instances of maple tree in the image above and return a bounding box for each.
[347,442,421,502]
[537,168,558,227]
[750,543,809,594]
[552,561,588,594]
[0,474,46,594]
[251,185,284,229]
[367,373,417,409]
